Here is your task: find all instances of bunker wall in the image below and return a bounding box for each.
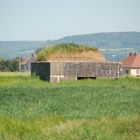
[31,62,50,81]
[31,61,123,82]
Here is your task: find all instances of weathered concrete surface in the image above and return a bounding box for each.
[31,61,123,82]
[31,62,50,81]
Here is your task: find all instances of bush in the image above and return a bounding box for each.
[0,57,20,72]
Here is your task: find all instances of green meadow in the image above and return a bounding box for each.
[0,72,140,140]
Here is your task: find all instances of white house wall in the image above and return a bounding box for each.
[130,69,140,76]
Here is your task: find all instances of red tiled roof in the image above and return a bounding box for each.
[122,53,140,68]
[19,57,30,65]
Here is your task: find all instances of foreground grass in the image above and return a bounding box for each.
[0,73,140,140]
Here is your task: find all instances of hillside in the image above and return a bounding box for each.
[0,41,46,59]
[0,32,140,60]
[47,32,140,61]
[48,32,140,49]
[37,43,105,61]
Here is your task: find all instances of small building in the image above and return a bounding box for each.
[122,52,140,76]
[31,61,123,82]
[19,54,36,72]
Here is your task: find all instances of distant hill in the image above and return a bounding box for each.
[48,32,140,49]
[0,41,46,59]
[0,32,140,61]
[47,32,140,61]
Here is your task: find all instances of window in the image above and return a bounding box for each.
[136,69,140,75]
[125,70,129,75]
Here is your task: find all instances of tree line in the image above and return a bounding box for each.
[0,57,20,72]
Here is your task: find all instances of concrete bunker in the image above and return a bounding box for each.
[31,61,123,82]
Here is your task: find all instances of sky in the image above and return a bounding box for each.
[0,0,140,41]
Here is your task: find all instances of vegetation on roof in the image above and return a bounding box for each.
[36,43,98,61]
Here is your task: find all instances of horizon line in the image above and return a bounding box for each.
[0,31,139,42]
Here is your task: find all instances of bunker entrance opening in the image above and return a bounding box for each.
[77,77,96,80]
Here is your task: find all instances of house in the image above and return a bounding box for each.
[31,61,123,82]
[122,52,140,76]
[19,54,36,72]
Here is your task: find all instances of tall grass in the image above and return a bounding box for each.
[37,43,98,61]
[0,73,140,140]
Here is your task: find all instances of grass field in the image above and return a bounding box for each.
[0,72,140,140]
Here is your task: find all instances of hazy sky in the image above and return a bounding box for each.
[0,0,140,40]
